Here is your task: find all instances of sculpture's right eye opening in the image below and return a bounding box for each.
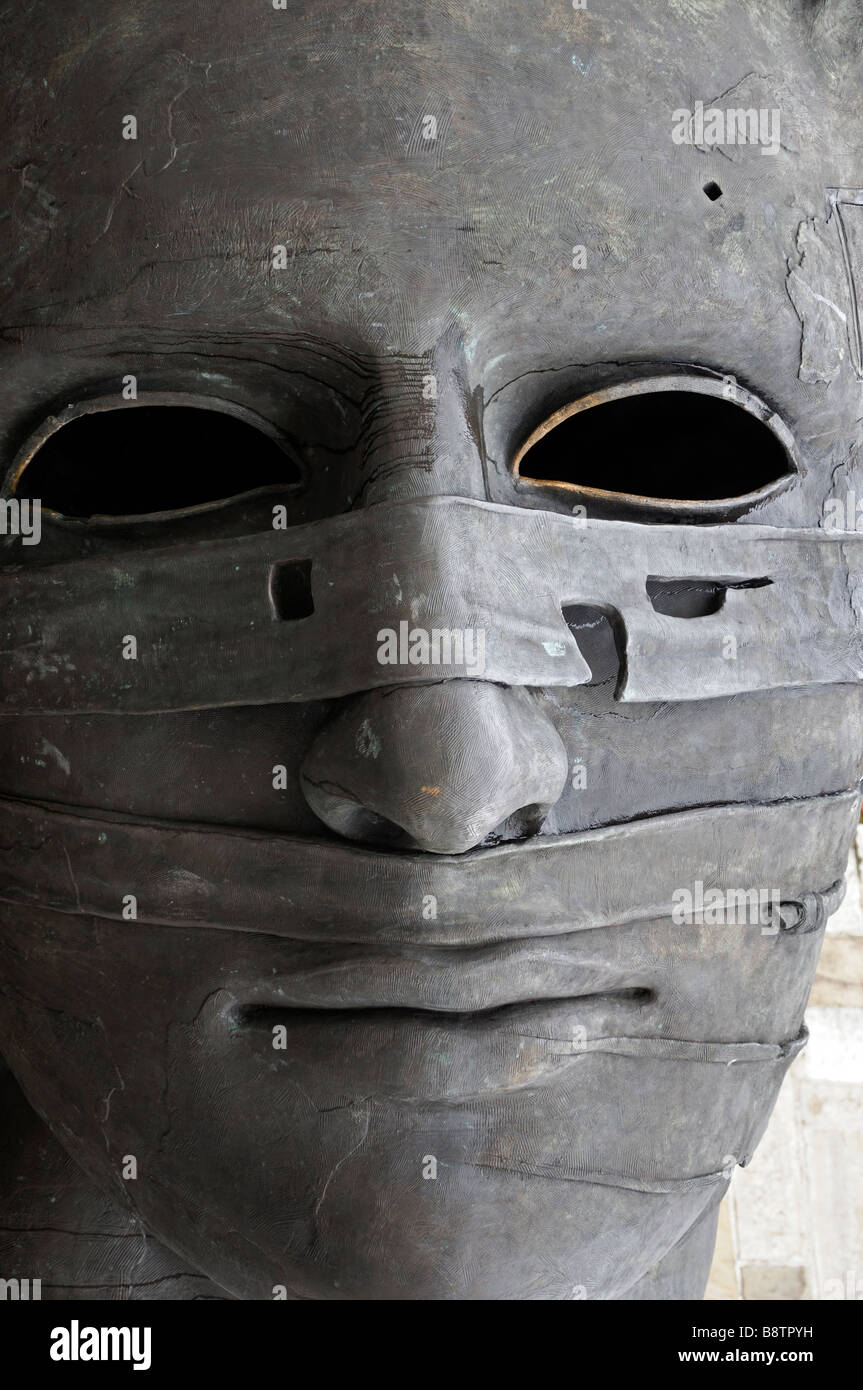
[8,400,301,520]
[512,376,798,517]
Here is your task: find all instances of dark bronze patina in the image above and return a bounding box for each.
[0,0,862,1299]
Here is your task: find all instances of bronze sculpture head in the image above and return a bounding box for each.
[0,0,861,1299]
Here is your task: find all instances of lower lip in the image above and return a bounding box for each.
[228,991,652,1101]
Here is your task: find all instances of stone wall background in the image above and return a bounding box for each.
[705,829,863,1301]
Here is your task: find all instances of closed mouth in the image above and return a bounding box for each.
[223,977,805,1104]
[238,990,652,1029]
[229,936,656,1016]
[229,985,661,1100]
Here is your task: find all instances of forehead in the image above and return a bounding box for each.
[0,0,845,362]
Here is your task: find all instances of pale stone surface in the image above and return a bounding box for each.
[740,1265,809,1300]
[729,1082,808,1269]
[705,844,863,1301]
[808,937,863,1006]
[799,1006,863,1084]
[703,1200,738,1300]
[803,1123,863,1297]
[826,846,863,937]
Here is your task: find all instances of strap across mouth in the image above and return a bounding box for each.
[0,786,853,945]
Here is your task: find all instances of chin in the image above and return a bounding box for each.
[0,900,812,1300]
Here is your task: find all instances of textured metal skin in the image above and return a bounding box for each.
[0,0,862,1299]
[6,501,863,709]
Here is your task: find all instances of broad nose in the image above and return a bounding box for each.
[300,683,568,854]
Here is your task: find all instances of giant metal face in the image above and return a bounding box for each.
[0,0,862,1299]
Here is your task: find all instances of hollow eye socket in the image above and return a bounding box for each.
[11,402,301,520]
[513,379,797,513]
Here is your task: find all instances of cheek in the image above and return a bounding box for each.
[541,684,863,836]
[0,706,332,832]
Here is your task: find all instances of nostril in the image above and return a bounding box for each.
[480,802,551,847]
[299,778,413,848]
[301,774,549,854]
[339,806,412,849]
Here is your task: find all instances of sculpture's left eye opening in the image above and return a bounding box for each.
[512,374,798,517]
[7,396,302,521]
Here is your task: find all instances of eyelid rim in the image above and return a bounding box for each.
[511,373,800,517]
[4,390,304,526]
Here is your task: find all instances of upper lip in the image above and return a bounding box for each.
[230,934,655,1015]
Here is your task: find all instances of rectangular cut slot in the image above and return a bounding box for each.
[561,603,627,691]
[646,576,772,619]
[270,558,314,620]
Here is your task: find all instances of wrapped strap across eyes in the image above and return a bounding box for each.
[1,496,862,713]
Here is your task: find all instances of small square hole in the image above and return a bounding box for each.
[703,181,723,201]
[271,559,314,620]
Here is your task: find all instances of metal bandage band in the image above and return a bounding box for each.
[0,787,853,941]
[2,497,863,712]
